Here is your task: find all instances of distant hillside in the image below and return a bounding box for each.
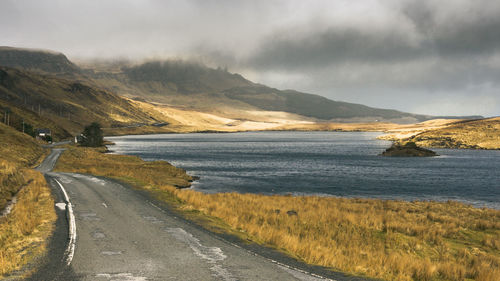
[222,86,428,121]
[0,66,158,137]
[0,47,481,123]
[0,46,80,74]
[87,60,433,123]
[122,61,252,94]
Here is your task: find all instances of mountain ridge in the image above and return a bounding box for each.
[0,47,483,124]
[85,59,436,123]
[0,46,80,74]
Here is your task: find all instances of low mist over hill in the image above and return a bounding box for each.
[0,47,482,134]
[0,46,80,75]
[84,57,437,123]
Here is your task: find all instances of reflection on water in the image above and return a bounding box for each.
[108,131,500,209]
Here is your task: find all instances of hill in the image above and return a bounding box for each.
[0,65,315,137]
[222,86,429,121]
[0,66,158,137]
[0,47,452,123]
[89,60,435,123]
[0,46,80,75]
[0,46,488,140]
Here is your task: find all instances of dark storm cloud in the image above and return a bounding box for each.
[247,1,500,70]
[404,1,500,57]
[248,28,428,70]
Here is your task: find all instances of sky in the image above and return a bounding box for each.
[1,0,499,117]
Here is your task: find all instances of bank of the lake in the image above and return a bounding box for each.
[107,131,500,209]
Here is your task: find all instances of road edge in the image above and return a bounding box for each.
[101,175,375,281]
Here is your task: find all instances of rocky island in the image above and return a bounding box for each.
[381,141,438,157]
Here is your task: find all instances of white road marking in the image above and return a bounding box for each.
[151,202,331,280]
[72,174,106,185]
[54,178,77,266]
[55,202,66,211]
[95,273,147,281]
[278,265,330,281]
[142,215,163,224]
[166,227,236,281]
[100,251,122,256]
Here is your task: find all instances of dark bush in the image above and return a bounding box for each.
[80,122,103,147]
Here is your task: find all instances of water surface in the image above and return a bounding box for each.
[108,132,500,209]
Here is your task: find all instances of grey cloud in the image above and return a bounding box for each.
[403,1,500,57]
[247,2,500,71]
[433,17,500,57]
[0,0,499,116]
[247,28,428,70]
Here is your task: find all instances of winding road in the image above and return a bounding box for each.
[30,149,363,281]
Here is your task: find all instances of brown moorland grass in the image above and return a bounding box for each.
[380,117,500,150]
[0,169,55,276]
[55,145,500,281]
[0,124,56,277]
[0,123,47,210]
[54,145,192,189]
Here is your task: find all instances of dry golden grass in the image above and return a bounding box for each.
[0,123,47,211]
[55,145,500,281]
[54,146,192,189]
[170,192,500,281]
[104,99,313,136]
[0,169,56,277]
[410,118,500,149]
[0,123,56,277]
[381,118,500,150]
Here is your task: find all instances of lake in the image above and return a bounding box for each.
[107,131,500,209]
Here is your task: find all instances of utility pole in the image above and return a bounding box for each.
[22,119,25,133]
[3,108,10,125]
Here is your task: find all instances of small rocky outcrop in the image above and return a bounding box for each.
[381,142,437,157]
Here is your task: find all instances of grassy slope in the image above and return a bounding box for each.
[378,118,500,150]
[408,118,500,149]
[0,123,46,209]
[55,145,500,281]
[0,98,71,140]
[0,123,56,277]
[0,66,158,136]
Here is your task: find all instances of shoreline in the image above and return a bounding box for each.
[101,120,500,150]
[105,133,499,210]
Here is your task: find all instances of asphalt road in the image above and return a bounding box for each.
[30,149,369,281]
